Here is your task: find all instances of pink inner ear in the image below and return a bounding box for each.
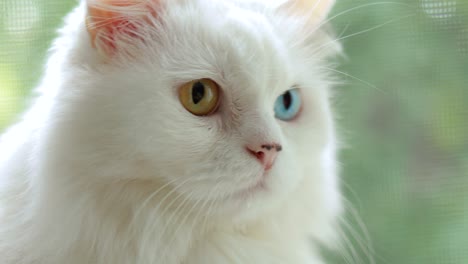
[86,0,160,54]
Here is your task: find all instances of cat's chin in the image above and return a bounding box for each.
[215,170,298,223]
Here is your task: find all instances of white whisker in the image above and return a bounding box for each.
[158,189,195,261]
[320,66,381,91]
[311,14,416,55]
[311,2,413,34]
[337,226,361,264]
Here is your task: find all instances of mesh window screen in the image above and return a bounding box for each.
[1,0,467,263]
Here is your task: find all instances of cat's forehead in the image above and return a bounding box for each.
[156,0,295,95]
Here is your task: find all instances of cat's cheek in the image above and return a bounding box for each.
[287,90,332,152]
[271,151,302,194]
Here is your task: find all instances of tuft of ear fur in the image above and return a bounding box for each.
[279,0,335,24]
[85,0,161,56]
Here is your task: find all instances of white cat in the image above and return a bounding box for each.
[0,0,342,263]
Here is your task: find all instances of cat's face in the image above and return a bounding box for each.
[70,0,339,223]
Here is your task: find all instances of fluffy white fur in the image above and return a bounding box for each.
[0,0,342,263]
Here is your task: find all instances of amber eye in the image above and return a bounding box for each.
[179,78,221,116]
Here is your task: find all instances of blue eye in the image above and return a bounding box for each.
[274,88,302,121]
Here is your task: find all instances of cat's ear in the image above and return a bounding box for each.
[278,0,335,24]
[85,0,161,57]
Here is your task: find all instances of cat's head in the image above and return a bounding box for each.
[58,0,340,236]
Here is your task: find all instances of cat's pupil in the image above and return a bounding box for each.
[283,91,292,110]
[192,82,205,104]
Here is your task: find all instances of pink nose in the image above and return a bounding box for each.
[246,143,282,170]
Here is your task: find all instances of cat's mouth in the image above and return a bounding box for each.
[235,172,270,198]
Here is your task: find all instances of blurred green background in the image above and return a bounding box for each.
[0,0,467,263]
